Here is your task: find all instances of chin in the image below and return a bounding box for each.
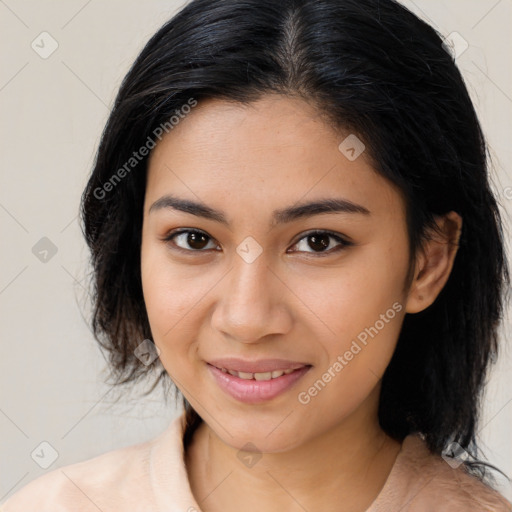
[202,410,311,453]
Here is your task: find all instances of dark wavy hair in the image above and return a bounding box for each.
[80,0,509,482]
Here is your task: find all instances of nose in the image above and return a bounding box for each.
[210,254,293,344]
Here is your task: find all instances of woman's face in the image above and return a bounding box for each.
[141,94,412,452]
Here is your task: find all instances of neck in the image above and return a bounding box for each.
[185,388,402,512]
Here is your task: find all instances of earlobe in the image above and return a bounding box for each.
[405,211,463,314]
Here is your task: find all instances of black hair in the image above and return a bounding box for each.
[80,0,509,485]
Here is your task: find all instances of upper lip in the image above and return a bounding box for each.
[207,358,310,373]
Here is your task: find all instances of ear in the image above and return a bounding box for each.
[405,211,463,314]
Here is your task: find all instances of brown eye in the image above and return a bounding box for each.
[291,231,352,255]
[164,229,218,252]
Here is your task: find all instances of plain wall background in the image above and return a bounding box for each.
[1,0,511,502]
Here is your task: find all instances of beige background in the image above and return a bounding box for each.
[1,0,511,502]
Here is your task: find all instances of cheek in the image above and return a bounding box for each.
[140,239,220,374]
[311,240,408,377]
[317,253,406,336]
[140,242,194,353]
[297,272,405,428]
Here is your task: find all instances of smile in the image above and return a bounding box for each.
[207,362,312,404]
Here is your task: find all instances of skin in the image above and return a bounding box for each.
[140,94,462,512]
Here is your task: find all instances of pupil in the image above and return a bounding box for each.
[309,234,329,252]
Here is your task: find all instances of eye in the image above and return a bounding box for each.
[163,228,219,252]
[289,230,353,255]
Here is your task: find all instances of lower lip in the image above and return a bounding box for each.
[207,363,311,404]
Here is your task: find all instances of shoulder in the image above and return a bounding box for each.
[426,461,511,511]
[0,431,164,512]
[385,435,512,512]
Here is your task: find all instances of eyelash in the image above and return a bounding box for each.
[162,228,353,256]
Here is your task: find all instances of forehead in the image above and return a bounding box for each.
[145,94,405,224]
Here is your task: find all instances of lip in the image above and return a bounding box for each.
[207,357,309,373]
[207,362,312,404]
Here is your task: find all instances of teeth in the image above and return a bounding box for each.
[254,372,272,381]
[219,367,299,380]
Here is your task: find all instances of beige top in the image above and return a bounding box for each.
[1,412,510,511]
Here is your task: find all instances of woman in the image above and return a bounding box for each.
[2,0,511,510]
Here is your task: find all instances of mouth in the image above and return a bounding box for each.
[206,359,312,404]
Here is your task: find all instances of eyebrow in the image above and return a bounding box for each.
[148,194,371,226]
